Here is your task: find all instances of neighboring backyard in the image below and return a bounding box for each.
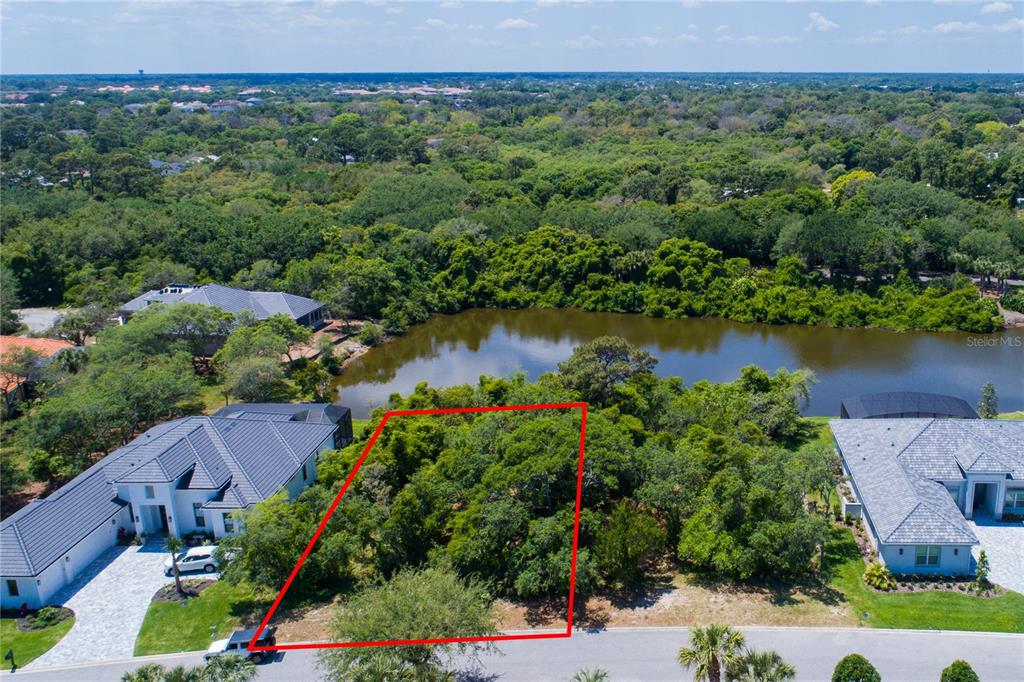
[0,614,75,667]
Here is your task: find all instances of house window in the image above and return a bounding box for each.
[6,580,18,597]
[915,545,941,567]
[302,462,308,481]
[144,485,155,499]
[1005,489,1024,511]
[223,513,235,533]
[193,503,205,528]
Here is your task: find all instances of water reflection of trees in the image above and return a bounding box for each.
[334,308,1021,416]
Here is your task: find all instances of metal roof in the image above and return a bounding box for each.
[1,415,337,578]
[840,392,978,420]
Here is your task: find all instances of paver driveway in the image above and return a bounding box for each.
[970,514,1024,595]
[27,539,174,668]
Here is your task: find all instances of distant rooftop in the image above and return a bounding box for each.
[118,283,323,322]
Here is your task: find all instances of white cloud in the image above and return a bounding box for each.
[680,0,701,7]
[496,18,537,30]
[894,24,922,35]
[440,1,463,9]
[715,24,729,33]
[565,34,601,49]
[423,17,455,29]
[719,34,799,45]
[933,21,983,33]
[385,7,402,15]
[981,2,1013,14]
[992,17,1024,31]
[467,24,485,31]
[565,33,692,49]
[805,12,839,32]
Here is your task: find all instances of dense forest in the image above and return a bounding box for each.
[2,73,1023,334]
[221,336,837,602]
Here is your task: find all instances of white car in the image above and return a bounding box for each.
[164,546,219,576]
[205,628,275,664]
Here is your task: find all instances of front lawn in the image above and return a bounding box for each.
[134,580,271,656]
[0,614,75,667]
[825,527,1024,633]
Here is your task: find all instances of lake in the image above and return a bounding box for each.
[334,308,1024,418]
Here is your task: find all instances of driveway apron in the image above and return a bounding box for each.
[970,514,1024,595]
[27,539,174,668]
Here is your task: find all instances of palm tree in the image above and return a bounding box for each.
[677,624,746,682]
[165,535,185,596]
[571,669,611,682]
[162,665,202,682]
[728,650,796,682]
[121,664,167,682]
[201,654,257,682]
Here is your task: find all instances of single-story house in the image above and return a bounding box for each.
[214,402,353,448]
[831,418,1024,576]
[1,411,343,609]
[840,391,978,420]
[116,283,327,329]
[0,336,74,417]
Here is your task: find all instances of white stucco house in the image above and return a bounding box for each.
[831,418,1024,576]
[1,404,351,610]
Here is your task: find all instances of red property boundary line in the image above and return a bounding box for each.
[248,401,589,652]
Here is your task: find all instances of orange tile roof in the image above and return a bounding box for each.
[0,336,74,394]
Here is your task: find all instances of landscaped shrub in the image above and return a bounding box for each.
[357,322,383,346]
[832,654,881,682]
[940,659,980,682]
[23,606,70,629]
[863,562,896,591]
[1001,287,1024,313]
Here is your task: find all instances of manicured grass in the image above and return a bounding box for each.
[825,527,1024,633]
[351,417,373,437]
[998,411,1024,421]
[134,581,271,656]
[0,615,75,667]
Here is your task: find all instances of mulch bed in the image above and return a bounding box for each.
[12,606,74,632]
[872,577,1006,598]
[152,579,216,604]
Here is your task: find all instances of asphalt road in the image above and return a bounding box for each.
[5,627,1022,681]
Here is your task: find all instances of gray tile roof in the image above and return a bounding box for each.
[0,462,127,576]
[119,284,324,322]
[831,418,1024,546]
[1,415,337,577]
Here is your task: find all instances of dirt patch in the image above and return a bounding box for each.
[1,479,51,520]
[271,599,340,644]
[152,579,216,604]
[496,573,857,631]
[268,572,856,644]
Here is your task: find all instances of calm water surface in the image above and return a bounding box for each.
[334,309,1024,418]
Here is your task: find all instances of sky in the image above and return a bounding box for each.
[1,1,1022,74]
